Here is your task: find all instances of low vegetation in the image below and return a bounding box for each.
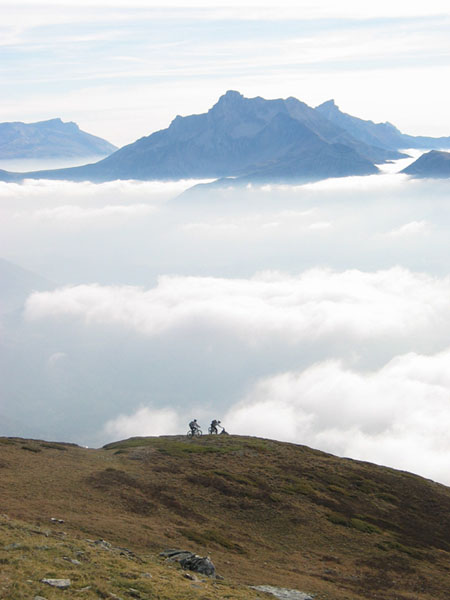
[1,434,449,600]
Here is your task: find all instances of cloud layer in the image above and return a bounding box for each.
[24,267,450,348]
[2,173,450,486]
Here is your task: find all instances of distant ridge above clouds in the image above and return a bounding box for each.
[402,150,450,178]
[1,91,450,184]
[316,99,450,152]
[0,118,117,159]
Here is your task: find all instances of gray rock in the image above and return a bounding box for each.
[94,539,112,550]
[160,549,216,577]
[63,556,81,565]
[179,554,215,576]
[34,596,48,600]
[41,578,71,589]
[250,585,313,600]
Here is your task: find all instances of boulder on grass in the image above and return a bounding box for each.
[160,549,216,577]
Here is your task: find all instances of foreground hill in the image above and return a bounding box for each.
[1,434,449,600]
[0,118,117,159]
[402,150,450,178]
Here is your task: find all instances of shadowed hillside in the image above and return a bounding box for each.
[1,434,449,599]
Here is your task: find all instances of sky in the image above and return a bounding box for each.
[1,1,450,146]
[1,1,450,486]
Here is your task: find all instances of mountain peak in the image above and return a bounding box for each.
[316,99,338,110]
[220,89,244,101]
[37,118,80,131]
[212,90,245,111]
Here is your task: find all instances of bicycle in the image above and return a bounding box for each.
[208,426,229,435]
[187,428,202,438]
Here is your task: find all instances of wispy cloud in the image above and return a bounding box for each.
[383,220,430,238]
[2,3,450,144]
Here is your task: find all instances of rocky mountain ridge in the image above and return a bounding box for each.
[0,118,117,159]
[1,91,450,184]
[315,99,450,151]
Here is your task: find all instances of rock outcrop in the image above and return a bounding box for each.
[160,549,216,577]
[251,585,313,600]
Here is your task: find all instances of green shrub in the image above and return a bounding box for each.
[327,512,349,526]
[349,518,382,534]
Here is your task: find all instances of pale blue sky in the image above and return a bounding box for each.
[2,1,450,146]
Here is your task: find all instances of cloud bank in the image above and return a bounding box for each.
[24,268,450,348]
[225,351,450,485]
[2,173,450,486]
[104,405,181,439]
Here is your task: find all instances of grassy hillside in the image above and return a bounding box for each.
[1,434,449,600]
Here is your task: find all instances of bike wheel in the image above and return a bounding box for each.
[187,430,193,438]
[195,429,202,437]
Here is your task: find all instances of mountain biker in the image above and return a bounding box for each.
[210,419,219,434]
[189,419,200,435]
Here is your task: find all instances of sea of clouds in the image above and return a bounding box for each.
[1,168,450,485]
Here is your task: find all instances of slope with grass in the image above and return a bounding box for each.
[1,435,449,600]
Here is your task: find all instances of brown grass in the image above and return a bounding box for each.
[0,434,449,600]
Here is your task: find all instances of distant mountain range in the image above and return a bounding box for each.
[316,100,450,151]
[402,150,450,178]
[1,92,450,183]
[0,118,117,159]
